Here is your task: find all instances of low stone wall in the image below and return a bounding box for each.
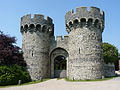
[104,63,115,77]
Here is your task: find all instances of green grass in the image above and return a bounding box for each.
[0,78,50,88]
[22,78,50,85]
[0,76,118,88]
[65,76,117,82]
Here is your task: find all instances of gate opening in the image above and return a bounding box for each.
[54,55,66,78]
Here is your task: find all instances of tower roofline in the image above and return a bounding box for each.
[65,6,104,33]
[21,14,53,26]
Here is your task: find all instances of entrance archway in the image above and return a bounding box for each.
[54,55,66,78]
[50,47,69,78]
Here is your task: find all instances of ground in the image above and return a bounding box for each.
[1,77,120,90]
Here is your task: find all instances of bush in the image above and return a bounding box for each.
[0,65,31,86]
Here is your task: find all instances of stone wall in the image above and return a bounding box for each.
[65,7,105,80]
[22,32,51,80]
[54,70,66,78]
[50,35,69,53]
[21,14,54,81]
[104,63,115,77]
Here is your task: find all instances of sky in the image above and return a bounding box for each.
[0,0,120,52]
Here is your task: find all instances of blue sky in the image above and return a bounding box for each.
[0,0,120,52]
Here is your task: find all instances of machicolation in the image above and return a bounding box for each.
[21,14,54,36]
[65,7,104,33]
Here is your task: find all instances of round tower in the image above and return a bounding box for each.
[20,14,54,80]
[65,7,105,80]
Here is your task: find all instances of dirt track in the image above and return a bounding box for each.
[1,77,120,90]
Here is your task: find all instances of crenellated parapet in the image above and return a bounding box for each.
[56,35,69,41]
[20,14,54,36]
[65,7,104,33]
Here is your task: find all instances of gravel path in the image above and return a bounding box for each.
[1,77,120,90]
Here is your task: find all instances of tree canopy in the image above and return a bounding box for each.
[102,42,119,64]
[0,31,26,66]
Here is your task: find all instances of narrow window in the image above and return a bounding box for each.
[20,26,24,33]
[32,51,33,57]
[79,48,80,54]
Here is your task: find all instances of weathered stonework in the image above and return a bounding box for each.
[104,63,116,77]
[20,7,114,81]
[65,7,104,80]
[21,14,54,80]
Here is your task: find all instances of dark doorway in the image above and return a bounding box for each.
[54,55,66,78]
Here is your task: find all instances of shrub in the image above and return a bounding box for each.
[0,65,31,86]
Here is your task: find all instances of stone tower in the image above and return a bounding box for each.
[65,7,105,80]
[20,6,109,81]
[20,14,54,80]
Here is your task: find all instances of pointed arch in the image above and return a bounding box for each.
[24,24,28,30]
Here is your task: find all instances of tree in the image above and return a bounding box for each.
[0,31,26,66]
[102,42,119,70]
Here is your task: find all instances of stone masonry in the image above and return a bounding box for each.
[20,6,115,81]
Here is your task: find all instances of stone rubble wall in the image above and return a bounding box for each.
[67,28,104,80]
[22,32,51,80]
[104,63,116,77]
[54,70,66,78]
[21,14,54,81]
[50,35,69,53]
[65,6,105,80]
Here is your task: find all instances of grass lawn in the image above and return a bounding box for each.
[65,76,117,82]
[0,78,50,88]
[0,76,118,88]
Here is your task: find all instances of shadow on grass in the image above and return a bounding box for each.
[0,78,50,88]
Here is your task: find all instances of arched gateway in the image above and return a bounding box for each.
[50,48,69,78]
[21,7,109,81]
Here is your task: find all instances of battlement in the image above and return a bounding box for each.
[65,7,104,33]
[21,14,53,25]
[65,7,104,20]
[56,35,69,41]
[20,14,54,36]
